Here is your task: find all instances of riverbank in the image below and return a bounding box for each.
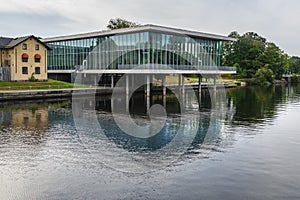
[0,80,81,90]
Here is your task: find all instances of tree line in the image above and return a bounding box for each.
[222,31,300,85]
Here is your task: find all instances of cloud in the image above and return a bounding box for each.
[0,11,78,37]
[0,0,299,55]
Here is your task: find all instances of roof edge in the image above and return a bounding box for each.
[4,35,51,50]
[41,24,236,43]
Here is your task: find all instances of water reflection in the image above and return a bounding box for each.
[0,100,71,146]
[0,85,299,149]
[1,84,300,199]
[227,85,300,126]
[70,87,233,172]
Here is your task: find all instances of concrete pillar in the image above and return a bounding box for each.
[178,74,181,88]
[198,74,202,94]
[111,98,114,112]
[146,95,150,114]
[213,75,217,92]
[126,94,129,113]
[162,75,166,96]
[111,75,114,89]
[181,75,185,94]
[94,74,98,86]
[126,74,129,96]
[146,74,150,97]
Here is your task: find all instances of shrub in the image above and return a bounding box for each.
[230,63,247,78]
[291,73,299,83]
[254,67,274,87]
[29,73,38,82]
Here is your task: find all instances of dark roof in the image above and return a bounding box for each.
[6,35,32,48]
[42,24,237,43]
[0,37,13,48]
[0,35,51,49]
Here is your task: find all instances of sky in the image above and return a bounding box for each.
[0,0,299,56]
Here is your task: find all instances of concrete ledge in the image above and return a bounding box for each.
[0,83,237,101]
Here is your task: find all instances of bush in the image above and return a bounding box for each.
[291,73,299,83]
[254,67,274,87]
[230,63,247,78]
[29,73,38,82]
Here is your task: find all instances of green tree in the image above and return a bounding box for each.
[222,31,240,66]
[289,56,300,74]
[223,31,290,80]
[223,32,266,78]
[260,42,288,79]
[107,18,140,30]
[254,67,274,87]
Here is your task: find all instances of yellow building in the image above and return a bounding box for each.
[0,35,50,81]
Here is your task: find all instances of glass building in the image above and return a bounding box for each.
[42,25,236,82]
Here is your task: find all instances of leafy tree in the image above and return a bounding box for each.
[260,42,287,79]
[222,31,240,66]
[107,18,140,30]
[223,31,290,81]
[289,56,300,74]
[254,67,274,87]
[223,32,266,78]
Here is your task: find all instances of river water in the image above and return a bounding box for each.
[0,85,300,199]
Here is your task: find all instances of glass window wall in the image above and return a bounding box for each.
[46,31,223,71]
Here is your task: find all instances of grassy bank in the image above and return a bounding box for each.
[162,75,241,85]
[0,79,82,90]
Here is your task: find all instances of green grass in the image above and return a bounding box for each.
[0,102,71,111]
[0,79,85,90]
[165,76,198,85]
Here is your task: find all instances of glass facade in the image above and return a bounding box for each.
[46,31,224,71]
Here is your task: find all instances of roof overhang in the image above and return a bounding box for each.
[42,24,236,43]
[48,69,236,75]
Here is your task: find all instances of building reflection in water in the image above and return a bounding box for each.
[74,89,233,153]
[0,107,49,145]
[11,109,48,130]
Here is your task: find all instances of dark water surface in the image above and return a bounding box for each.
[0,85,300,199]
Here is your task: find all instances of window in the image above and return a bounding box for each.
[35,44,39,50]
[22,43,27,50]
[35,67,41,74]
[34,54,41,63]
[22,67,28,74]
[22,53,29,62]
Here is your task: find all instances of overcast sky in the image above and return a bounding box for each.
[0,0,299,56]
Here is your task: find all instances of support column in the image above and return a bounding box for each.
[94,74,98,86]
[111,75,114,89]
[162,75,166,96]
[126,74,129,96]
[181,75,185,95]
[111,97,114,112]
[146,74,150,97]
[146,74,151,114]
[178,74,181,89]
[126,94,129,113]
[198,74,202,94]
[213,75,217,92]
